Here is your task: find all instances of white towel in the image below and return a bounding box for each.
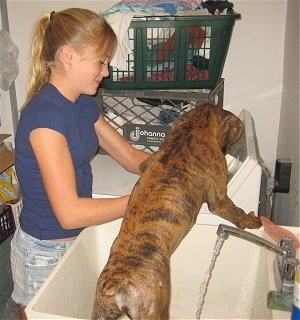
[105,12,137,71]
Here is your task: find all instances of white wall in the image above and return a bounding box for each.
[272,0,299,226]
[222,0,287,174]
[0,90,15,144]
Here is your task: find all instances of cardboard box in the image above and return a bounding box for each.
[0,134,15,174]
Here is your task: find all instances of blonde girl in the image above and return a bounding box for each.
[11,8,148,319]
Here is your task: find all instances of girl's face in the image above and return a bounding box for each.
[62,45,110,100]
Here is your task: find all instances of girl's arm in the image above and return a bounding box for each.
[30,127,129,230]
[94,115,149,174]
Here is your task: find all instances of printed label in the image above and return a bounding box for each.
[123,124,170,146]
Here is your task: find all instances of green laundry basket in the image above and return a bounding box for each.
[102,13,240,90]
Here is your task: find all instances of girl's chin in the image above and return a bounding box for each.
[93,82,101,92]
[86,86,99,96]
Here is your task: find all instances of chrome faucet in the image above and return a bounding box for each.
[217,224,299,294]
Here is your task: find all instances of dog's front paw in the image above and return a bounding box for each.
[237,212,262,229]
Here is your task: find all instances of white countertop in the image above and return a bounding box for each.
[91,154,139,196]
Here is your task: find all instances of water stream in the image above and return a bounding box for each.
[195,235,226,320]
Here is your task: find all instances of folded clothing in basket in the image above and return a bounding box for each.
[105,1,202,15]
[157,26,206,61]
[105,12,136,70]
[147,0,202,11]
[104,0,206,70]
[200,0,234,15]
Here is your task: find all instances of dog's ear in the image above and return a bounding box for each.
[170,106,198,132]
[170,113,187,132]
[219,110,244,149]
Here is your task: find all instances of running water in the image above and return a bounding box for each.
[195,235,226,320]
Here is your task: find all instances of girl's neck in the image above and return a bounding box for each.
[48,74,79,103]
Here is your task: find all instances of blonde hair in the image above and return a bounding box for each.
[24,8,117,106]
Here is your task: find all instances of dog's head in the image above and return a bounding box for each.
[216,107,244,153]
[170,103,243,153]
[139,104,244,173]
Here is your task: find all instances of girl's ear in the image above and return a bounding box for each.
[60,44,74,65]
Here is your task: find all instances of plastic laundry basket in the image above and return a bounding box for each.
[102,13,240,89]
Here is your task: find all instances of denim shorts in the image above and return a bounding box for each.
[10,227,75,306]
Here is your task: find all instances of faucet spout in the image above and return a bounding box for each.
[217,223,299,293]
[217,224,286,257]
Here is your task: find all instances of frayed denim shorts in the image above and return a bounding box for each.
[10,227,75,306]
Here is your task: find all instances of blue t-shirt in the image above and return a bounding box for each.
[15,83,100,240]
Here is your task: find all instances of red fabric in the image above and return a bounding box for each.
[261,216,300,248]
[119,65,209,83]
[157,26,206,61]
[185,64,209,81]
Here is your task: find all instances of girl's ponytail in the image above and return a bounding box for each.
[24,12,51,106]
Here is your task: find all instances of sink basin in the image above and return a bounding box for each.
[25,220,298,319]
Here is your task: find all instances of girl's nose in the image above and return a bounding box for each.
[100,63,109,77]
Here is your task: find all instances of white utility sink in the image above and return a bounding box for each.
[25,219,299,319]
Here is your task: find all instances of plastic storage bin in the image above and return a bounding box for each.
[95,79,224,154]
[102,13,240,89]
[7,198,23,229]
[0,205,15,244]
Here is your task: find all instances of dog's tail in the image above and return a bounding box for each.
[92,274,132,319]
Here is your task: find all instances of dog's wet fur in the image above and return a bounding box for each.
[92,104,262,320]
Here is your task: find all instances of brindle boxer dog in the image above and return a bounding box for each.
[92,103,262,320]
